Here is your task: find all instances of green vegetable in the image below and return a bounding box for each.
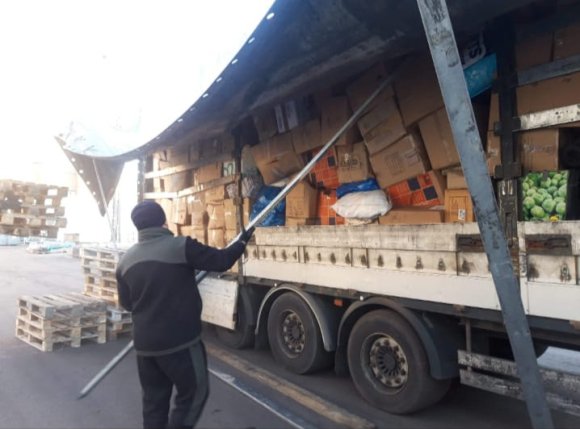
[556,202,566,216]
[522,182,530,192]
[558,185,567,199]
[547,186,558,195]
[523,196,536,210]
[533,193,546,205]
[540,178,552,188]
[553,173,562,182]
[542,198,556,213]
[531,206,545,218]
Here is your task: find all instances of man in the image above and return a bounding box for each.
[116,200,253,429]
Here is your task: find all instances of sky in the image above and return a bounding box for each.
[0,0,274,242]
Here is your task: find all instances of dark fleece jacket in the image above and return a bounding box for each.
[116,227,244,355]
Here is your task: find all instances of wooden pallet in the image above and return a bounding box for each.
[107,307,131,323]
[0,225,58,238]
[83,285,119,307]
[82,247,124,262]
[18,295,83,320]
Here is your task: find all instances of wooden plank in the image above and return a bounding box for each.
[177,175,239,198]
[144,152,235,179]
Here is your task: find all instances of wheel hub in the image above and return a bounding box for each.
[281,311,305,354]
[368,335,409,388]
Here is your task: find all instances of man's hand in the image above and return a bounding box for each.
[238,227,255,245]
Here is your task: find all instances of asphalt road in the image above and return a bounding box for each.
[1,245,580,429]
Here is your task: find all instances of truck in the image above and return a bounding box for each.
[61,0,580,426]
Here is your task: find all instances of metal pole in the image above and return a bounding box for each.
[78,67,400,399]
[415,1,553,428]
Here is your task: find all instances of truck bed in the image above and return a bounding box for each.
[243,222,580,323]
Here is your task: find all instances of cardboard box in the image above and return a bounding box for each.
[445,189,474,223]
[357,97,401,137]
[554,24,580,60]
[487,130,501,177]
[386,170,445,208]
[519,129,561,172]
[446,168,467,189]
[205,185,226,203]
[395,56,444,126]
[208,228,226,248]
[167,146,189,166]
[253,109,279,142]
[419,108,460,170]
[291,119,321,154]
[172,197,189,225]
[379,208,444,225]
[515,33,553,70]
[285,217,318,226]
[307,148,340,190]
[180,226,207,245]
[369,133,430,188]
[361,101,406,155]
[224,198,251,231]
[195,162,222,185]
[346,63,395,111]
[337,142,372,184]
[251,133,305,185]
[320,97,359,147]
[188,199,208,227]
[517,71,580,115]
[207,202,225,230]
[286,182,318,219]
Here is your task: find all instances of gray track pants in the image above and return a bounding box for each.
[136,341,209,429]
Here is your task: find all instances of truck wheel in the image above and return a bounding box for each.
[267,292,331,374]
[347,309,450,414]
[216,293,254,350]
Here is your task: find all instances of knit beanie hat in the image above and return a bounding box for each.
[131,201,167,230]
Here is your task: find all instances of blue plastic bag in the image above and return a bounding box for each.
[250,186,286,226]
[337,178,380,199]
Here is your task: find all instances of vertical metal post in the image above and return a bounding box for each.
[415,1,553,428]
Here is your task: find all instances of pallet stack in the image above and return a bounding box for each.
[81,246,133,340]
[0,180,68,238]
[15,293,107,352]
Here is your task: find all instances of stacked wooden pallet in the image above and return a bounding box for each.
[15,293,107,352]
[81,246,133,340]
[0,180,68,238]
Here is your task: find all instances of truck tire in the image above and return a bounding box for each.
[267,292,332,374]
[347,309,450,414]
[215,293,254,350]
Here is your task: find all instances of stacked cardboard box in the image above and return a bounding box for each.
[0,180,68,238]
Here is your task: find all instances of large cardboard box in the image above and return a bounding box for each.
[386,171,445,208]
[172,197,189,225]
[205,185,226,203]
[337,142,372,184]
[395,56,444,126]
[517,71,580,115]
[362,104,407,155]
[418,108,460,170]
[291,119,321,154]
[253,109,279,142]
[251,133,304,185]
[224,198,251,231]
[180,226,207,245]
[188,199,208,227]
[445,189,474,223]
[519,129,561,172]
[285,217,318,226]
[487,131,501,176]
[369,134,430,188]
[446,168,467,189]
[195,162,222,185]
[286,182,318,219]
[320,97,359,147]
[515,33,553,70]
[207,202,225,230]
[554,25,580,60]
[346,63,395,111]
[208,228,226,248]
[379,208,444,225]
[357,97,401,137]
